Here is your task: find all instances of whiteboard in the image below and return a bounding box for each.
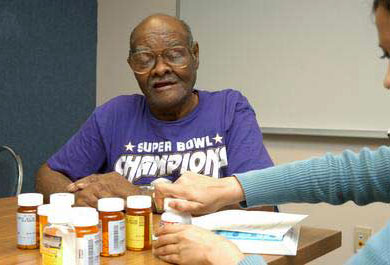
[179,0,390,138]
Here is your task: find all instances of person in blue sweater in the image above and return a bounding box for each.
[152,0,390,264]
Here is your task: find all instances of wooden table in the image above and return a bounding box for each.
[0,197,341,264]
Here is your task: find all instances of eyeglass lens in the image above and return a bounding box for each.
[131,46,190,73]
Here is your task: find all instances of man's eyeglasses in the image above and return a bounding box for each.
[129,46,193,74]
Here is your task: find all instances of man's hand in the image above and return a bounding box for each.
[154,171,245,216]
[154,224,244,265]
[67,172,139,207]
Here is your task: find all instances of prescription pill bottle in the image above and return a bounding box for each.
[126,195,152,251]
[50,192,75,206]
[98,198,126,257]
[37,204,52,253]
[160,198,192,226]
[42,207,76,265]
[72,207,100,265]
[17,193,43,249]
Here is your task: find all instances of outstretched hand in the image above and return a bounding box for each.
[154,171,244,216]
[154,224,244,265]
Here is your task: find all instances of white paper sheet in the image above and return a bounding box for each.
[192,210,307,255]
[192,210,307,236]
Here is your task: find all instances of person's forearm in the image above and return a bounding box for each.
[35,163,73,203]
[219,177,245,207]
[219,203,276,212]
[219,176,276,212]
[236,146,390,207]
[218,177,277,212]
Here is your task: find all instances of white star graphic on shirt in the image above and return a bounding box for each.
[124,141,135,152]
[213,133,223,144]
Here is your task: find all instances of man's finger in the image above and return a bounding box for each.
[95,188,113,199]
[67,174,99,192]
[84,193,99,208]
[67,183,78,192]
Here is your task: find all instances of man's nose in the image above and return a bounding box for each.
[383,62,390,90]
[151,55,172,77]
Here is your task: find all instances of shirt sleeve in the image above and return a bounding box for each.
[235,146,390,207]
[47,109,107,181]
[225,91,273,176]
[238,255,267,265]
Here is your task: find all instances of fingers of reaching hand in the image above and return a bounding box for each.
[169,200,203,214]
[154,233,180,250]
[155,224,188,237]
[156,254,181,264]
[154,183,190,211]
[155,183,189,199]
[154,233,182,263]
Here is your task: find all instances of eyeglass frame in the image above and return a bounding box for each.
[128,43,197,75]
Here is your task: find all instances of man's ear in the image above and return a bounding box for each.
[127,56,131,67]
[192,42,199,69]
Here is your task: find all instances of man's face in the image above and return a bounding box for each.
[376,5,390,90]
[129,17,199,111]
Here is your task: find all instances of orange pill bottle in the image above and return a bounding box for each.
[37,204,52,253]
[72,207,100,265]
[17,193,43,249]
[126,195,152,251]
[98,198,126,257]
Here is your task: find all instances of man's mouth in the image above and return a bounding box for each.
[152,81,176,89]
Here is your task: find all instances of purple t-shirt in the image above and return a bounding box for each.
[48,89,273,185]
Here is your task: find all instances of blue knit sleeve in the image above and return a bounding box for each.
[235,146,390,207]
[238,255,267,265]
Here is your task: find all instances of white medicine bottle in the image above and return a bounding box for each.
[160,198,192,226]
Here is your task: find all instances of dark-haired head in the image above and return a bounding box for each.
[373,0,390,12]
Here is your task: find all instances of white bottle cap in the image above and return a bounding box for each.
[37,204,52,216]
[72,207,98,227]
[48,207,72,224]
[127,195,152,209]
[50,193,75,206]
[160,211,191,224]
[98,198,124,212]
[164,198,187,212]
[18,193,43,207]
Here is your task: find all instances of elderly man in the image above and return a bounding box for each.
[36,14,273,207]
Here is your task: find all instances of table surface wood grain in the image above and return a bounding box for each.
[0,197,341,265]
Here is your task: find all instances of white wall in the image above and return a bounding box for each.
[180,0,390,133]
[97,0,176,105]
[97,1,390,264]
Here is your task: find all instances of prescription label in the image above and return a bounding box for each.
[126,216,145,249]
[108,220,125,254]
[17,213,36,245]
[41,234,63,265]
[76,233,100,265]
